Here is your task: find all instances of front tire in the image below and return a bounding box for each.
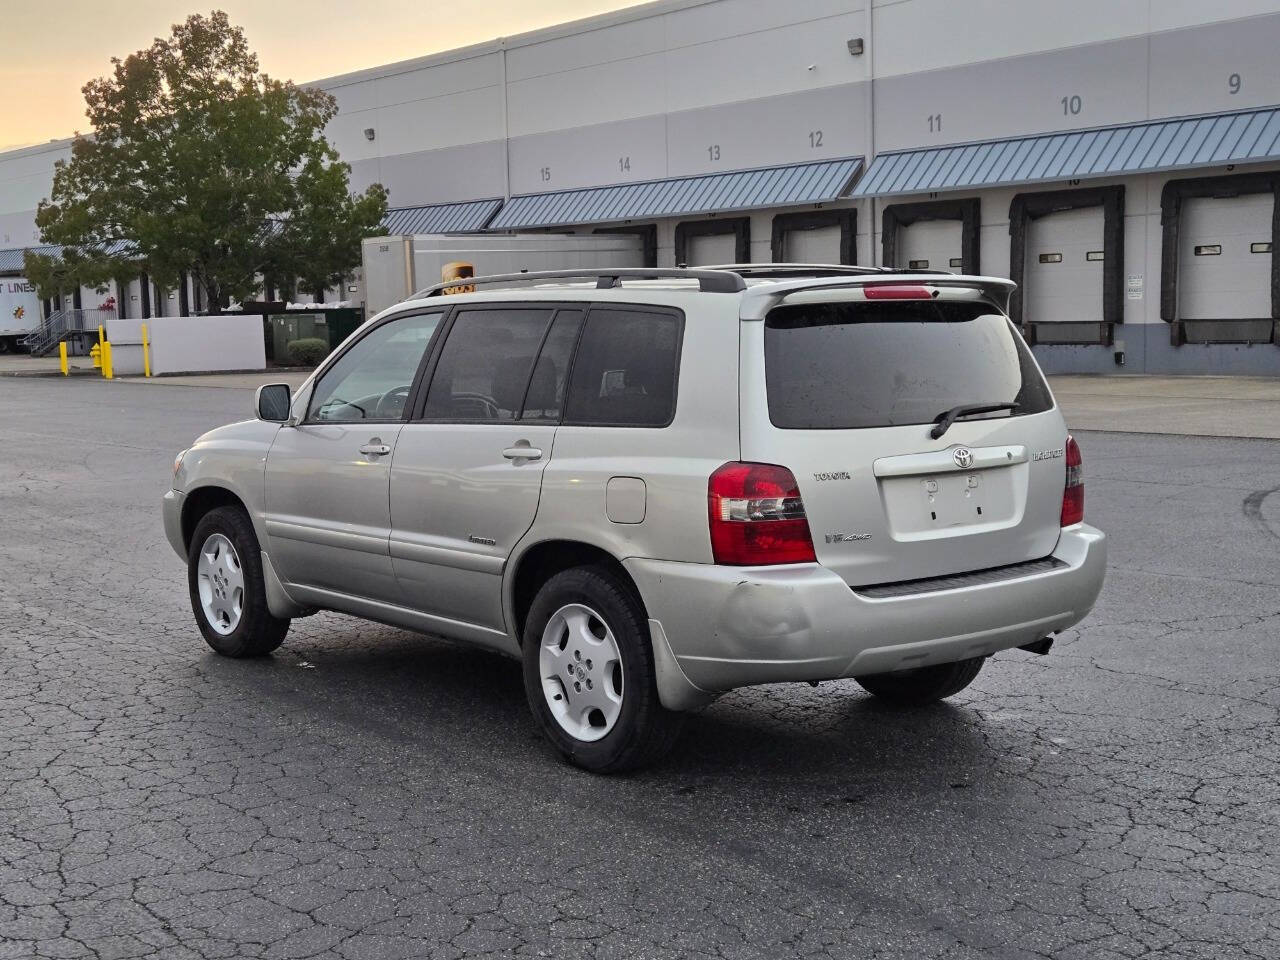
[854,657,984,706]
[522,566,683,773]
[187,506,289,657]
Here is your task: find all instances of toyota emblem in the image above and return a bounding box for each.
[952,447,974,469]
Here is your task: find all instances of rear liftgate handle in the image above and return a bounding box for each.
[502,440,543,462]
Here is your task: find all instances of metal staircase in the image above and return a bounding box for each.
[21,308,113,356]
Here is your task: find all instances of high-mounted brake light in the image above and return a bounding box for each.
[863,285,934,300]
[1060,435,1084,526]
[708,462,816,565]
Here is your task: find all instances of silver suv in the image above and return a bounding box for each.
[164,265,1106,772]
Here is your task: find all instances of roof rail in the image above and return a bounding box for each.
[701,263,883,278]
[700,263,956,278]
[414,267,746,298]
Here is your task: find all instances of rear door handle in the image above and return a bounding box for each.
[359,442,392,457]
[502,444,543,461]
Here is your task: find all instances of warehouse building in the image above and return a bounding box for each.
[1,0,1278,373]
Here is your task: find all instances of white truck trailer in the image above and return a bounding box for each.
[0,277,41,353]
[361,233,644,316]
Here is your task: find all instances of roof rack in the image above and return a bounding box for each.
[700,263,881,278]
[414,267,746,298]
[701,263,955,277]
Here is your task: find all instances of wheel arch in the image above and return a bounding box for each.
[181,482,312,620]
[506,539,642,647]
[181,485,250,553]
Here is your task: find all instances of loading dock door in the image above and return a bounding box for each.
[685,232,738,266]
[1025,206,1104,331]
[782,224,842,263]
[897,219,962,271]
[1178,194,1273,321]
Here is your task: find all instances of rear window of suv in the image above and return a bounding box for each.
[764,299,1053,430]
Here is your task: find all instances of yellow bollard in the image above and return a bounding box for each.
[102,340,113,380]
[59,341,68,376]
[141,322,151,378]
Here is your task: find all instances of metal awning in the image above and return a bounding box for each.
[853,106,1280,198]
[381,198,503,234]
[489,158,862,230]
[0,244,60,274]
[0,240,134,275]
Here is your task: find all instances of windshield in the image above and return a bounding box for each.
[763,300,1053,430]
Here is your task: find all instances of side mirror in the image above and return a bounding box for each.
[256,383,292,423]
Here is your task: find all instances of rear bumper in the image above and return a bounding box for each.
[626,524,1106,706]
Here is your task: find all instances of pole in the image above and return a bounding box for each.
[141,322,151,378]
[102,340,113,380]
[865,0,877,266]
[58,341,68,376]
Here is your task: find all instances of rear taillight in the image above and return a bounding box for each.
[1061,435,1084,526]
[708,462,816,565]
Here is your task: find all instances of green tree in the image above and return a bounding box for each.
[26,10,387,307]
[267,159,389,302]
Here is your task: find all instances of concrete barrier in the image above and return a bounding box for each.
[107,315,265,376]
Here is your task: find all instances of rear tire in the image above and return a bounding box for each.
[187,506,289,657]
[854,657,984,705]
[522,566,684,773]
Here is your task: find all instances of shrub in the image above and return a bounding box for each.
[286,337,329,366]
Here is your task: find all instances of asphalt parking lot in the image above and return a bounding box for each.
[2,375,1278,960]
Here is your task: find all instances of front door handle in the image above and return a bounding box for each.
[359,440,392,457]
[502,442,543,461]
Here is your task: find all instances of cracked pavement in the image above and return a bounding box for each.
[2,376,1278,959]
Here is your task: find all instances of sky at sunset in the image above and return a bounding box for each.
[0,1,636,151]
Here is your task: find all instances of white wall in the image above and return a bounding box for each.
[0,141,72,247]
[145,315,266,375]
[103,318,147,376]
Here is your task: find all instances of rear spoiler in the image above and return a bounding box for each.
[739,275,1017,320]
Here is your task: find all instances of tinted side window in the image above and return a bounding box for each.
[521,310,583,422]
[564,308,681,426]
[422,309,553,421]
[308,312,442,422]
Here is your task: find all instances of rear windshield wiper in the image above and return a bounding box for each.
[930,402,1019,439]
